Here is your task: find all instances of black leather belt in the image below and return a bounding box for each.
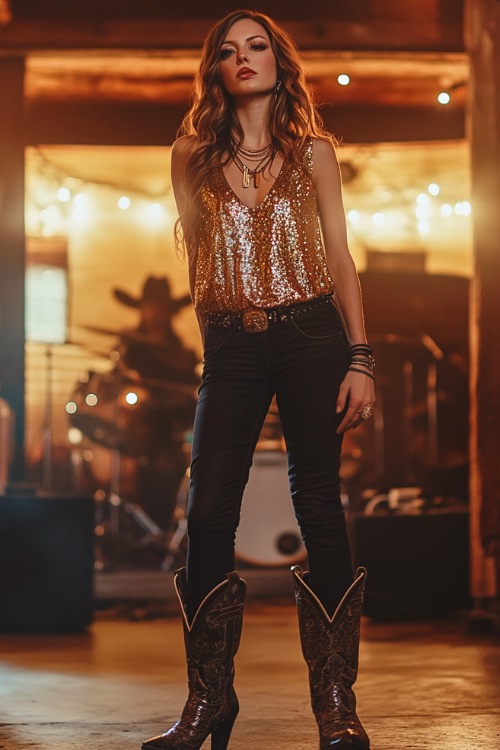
[204,293,334,334]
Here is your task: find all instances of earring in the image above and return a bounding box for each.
[274,80,282,98]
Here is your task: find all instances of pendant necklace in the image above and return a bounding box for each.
[230,138,276,189]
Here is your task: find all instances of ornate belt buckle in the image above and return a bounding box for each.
[242,309,269,333]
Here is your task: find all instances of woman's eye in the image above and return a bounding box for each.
[219,48,234,60]
[250,43,267,51]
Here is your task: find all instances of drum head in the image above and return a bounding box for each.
[236,451,306,567]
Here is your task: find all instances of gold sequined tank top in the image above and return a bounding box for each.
[193,138,335,313]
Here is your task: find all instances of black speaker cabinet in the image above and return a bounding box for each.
[350,508,470,619]
[0,494,94,632]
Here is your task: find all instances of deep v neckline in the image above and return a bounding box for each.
[219,157,289,211]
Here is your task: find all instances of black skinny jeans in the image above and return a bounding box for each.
[186,297,354,620]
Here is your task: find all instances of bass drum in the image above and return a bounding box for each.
[236,451,306,567]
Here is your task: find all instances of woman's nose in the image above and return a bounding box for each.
[237,49,249,63]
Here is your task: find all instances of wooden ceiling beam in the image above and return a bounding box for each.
[23,50,467,109]
[0,17,463,54]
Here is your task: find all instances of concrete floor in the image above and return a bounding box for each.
[1,597,500,750]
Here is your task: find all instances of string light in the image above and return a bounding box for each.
[337,74,350,86]
[26,148,471,255]
[72,193,89,223]
[27,147,175,238]
[438,91,451,105]
[73,193,88,207]
[415,205,430,220]
[57,187,71,202]
[454,201,471,216]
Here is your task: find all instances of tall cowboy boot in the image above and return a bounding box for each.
[292,565,370,749]
[142,568,246,750]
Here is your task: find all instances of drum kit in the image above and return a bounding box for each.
[68,327,198,569]
[71,340,308,569]
[68,276,307,570]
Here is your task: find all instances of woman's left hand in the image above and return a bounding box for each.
[336,370,376,433]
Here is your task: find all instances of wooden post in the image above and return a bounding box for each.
[0,57,25,481]
[465,0,500,601]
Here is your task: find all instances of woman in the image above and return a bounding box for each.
[142,9,374,750]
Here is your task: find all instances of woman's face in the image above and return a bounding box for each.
[218,18,277,98]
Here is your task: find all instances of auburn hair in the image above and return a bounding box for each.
[175,8,334,255]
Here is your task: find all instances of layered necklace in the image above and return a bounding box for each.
[230,136,276,189]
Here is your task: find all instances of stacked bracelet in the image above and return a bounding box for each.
[348,343,375,380]
[348,366,375,381]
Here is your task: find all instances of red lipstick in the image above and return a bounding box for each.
[237,67,256,79]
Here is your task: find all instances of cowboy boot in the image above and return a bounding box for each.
[142,568,246,750]
[292,565,370,749]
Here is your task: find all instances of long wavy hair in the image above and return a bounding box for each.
[175,8,334,255]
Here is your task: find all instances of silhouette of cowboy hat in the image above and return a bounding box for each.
[113,276,191,313]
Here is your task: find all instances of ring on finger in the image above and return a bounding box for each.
[357,404,373,421]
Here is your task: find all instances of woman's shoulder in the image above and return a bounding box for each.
[311,136,338,162]
[171,134,197,162]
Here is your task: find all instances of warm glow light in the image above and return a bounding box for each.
[85,393,98,407]
[40,204,61,237]
[72,192,89,222]
[453,201,471,216]
[441,203,453,217]
[418,219,431,234]
[74,193,88,207]
[416,205,430,220]
[65,401,78,415]
[68,427,83,444]
[118,196,131,210]
[337,74,350,86]
[438,91,451,105]
[372,212,385,225]
[416,193,430,206]
[147,202,163,219]
[125,391,139,405]
[428,183,440,196]
[58,187,71,202]
[347,210,360,223]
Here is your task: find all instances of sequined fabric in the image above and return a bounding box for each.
[193,139,335,313]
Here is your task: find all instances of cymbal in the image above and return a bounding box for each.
[79,324,122,337]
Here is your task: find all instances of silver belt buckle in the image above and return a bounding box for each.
[242,309,269,333]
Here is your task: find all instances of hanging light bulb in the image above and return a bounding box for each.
[118,196,131,210]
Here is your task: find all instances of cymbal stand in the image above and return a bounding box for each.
[94,358,164,569]
[41,344,54,492]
